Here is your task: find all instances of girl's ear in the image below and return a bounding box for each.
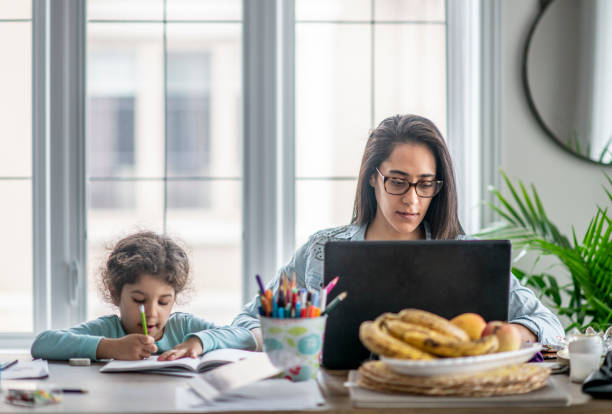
[109,286,121,307]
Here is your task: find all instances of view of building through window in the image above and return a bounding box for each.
[294,0,446,246]
[86,0,242,324]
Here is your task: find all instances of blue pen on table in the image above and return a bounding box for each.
[53,388,88,394]
[1,359,18,370]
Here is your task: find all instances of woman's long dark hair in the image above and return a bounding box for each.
[351,114,464,240]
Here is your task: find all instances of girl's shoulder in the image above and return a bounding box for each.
[86,314,121,325]
[165,312,216,333]
[167,312,195,323]
[166,312,211,326]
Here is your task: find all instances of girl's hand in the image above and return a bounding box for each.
[97,334,157,360]
[157,336,203,361]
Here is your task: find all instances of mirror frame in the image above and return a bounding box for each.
[522,0,605,165]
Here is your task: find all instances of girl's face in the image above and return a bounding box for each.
[118,274,175,341]
[368,142,437,240]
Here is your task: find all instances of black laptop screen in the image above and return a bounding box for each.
[321,240,511,370]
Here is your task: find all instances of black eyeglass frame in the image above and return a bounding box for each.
[375,168,443,198]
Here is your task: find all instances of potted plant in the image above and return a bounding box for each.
[477,171,612,332]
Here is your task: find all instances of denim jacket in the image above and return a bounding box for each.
[232,223,565,345]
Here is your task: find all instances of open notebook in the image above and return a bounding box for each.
[100,348,258,376]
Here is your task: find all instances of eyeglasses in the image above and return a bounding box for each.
[376,168,443,198]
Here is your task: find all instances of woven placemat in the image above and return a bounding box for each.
[357,361,550,397]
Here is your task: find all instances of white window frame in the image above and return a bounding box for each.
[447,0,502,235]
[48,0,87,331]
[2,0,499,348]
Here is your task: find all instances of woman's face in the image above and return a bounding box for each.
[368,142,437,240]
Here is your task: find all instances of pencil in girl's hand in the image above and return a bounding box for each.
[325,276,340,295]
[321,292,347,315]
[139,304,149,336]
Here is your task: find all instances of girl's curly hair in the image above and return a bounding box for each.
[100,231,191,305]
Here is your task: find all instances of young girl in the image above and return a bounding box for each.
[31,231,256,361]
[232,114,564,349]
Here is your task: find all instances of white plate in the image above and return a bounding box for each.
[380,343,542,376]
[556,347,569,363]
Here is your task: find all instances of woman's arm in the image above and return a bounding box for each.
[508,276,565,344]
[511,323,538,343]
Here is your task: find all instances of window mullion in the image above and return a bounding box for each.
[243,0,278,301]
[446,0,481,235]
[278,0,295,267]
[32,0,49,335]
[48,0,87,329]
[480,0,502,228]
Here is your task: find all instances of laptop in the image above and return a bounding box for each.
[321,239,511,370]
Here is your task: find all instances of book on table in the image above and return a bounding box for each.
[100,348,259,376]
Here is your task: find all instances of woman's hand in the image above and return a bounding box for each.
[157,336,203,361]
[511,323,538,343]
[96,334,157,360]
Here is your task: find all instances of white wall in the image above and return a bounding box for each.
[500,0,611,241]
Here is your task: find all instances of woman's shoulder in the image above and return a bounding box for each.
[308,223,363,243]
[303,224,363,262]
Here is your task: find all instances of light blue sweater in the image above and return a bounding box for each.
[31,312,256,360]
[232,223,565,345]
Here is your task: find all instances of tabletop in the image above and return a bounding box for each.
[1,354,611,413]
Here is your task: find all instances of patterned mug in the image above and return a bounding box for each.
[259,315,327,381]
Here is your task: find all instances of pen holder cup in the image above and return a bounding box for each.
[259,315,327,382]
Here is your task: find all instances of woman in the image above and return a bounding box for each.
[233,114,564,350]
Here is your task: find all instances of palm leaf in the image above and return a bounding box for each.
[598,136,612,163]
[479,170,612,331]
[501,172,535,231]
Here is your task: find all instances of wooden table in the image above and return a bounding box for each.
[1,354,611,413]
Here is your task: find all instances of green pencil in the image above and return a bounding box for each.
[321,291,347,316]
[139,304,149,336]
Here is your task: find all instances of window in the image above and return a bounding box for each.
[0,0,484,345]
[86,0,243,324]
[294,0,447,245]
[0,1,33,333]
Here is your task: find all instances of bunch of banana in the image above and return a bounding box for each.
[359,309,499,359]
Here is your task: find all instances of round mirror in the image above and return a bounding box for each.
[524,0,612,165]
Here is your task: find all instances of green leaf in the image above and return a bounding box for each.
[480,169,612,331]
[501,172,532,229]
